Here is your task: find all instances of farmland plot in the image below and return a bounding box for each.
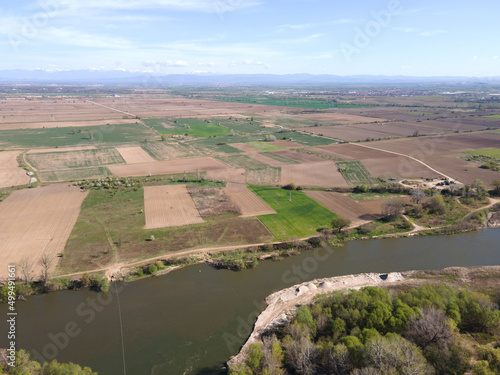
[0,184,87,280]
[143,185,204,229]
[224,183,276,217]
[116,147,155,164]
[26,149,125,171]
[336,161,378,185]
[0,151,30,188]
[281,161,349,187]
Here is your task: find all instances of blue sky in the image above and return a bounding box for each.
[1,0,499,76]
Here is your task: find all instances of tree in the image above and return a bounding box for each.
[492,180,500,196]
[262,335,284,375]
[473,179,488,199]
[382,198,404,221]
[411,189,426,204]
[18,258,33,285]
[88,130,93,139]
[331,217,351,233]
[404,307,453,349]
[161,134,167,141]
[38,252,54,283]
[247,344,264,370]
[428,195,446,215]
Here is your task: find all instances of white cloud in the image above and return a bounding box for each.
[393,27,421,33]
[37,27,132,48]
[420,29,447,37]
[229,59,270,68]
[277,19,356,33]
[143,60,189,67]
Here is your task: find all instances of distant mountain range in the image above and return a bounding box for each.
[0,70,499,86]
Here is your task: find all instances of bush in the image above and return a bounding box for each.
[148,264,158,274]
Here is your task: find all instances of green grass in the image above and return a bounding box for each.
[143,118,231,138]
[245,141,286,151]
[484,115,500,118]
[0,123,155,148]
[278,131,337,146]
[336,161,378,185]
[216,155,270,170]
[260,152,300,164]
[249,186,337,240]
[464,148,500,158]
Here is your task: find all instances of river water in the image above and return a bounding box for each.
[2,229,500,374]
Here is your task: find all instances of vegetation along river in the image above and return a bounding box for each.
[2,229,500,374]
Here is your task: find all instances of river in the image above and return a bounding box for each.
[2,229,500,374]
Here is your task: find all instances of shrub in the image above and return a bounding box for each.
[148,264,158,274]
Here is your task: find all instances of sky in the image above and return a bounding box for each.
[1,0,499,76]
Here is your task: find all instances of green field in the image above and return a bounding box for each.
[0,123,155,148]
[245,141,286,151]
[143,118,231,138]
[278,131,337,146]
[484,115,500,118]
[260,152,300,164]
[409,111,433,115]
[464,148,500,158]
[249,186,337,240]
[336,161,378,185]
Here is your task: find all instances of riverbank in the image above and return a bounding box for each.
[227,265,500,367]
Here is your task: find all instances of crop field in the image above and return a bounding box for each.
[295,112,386,124]
[224,183,276,217]
[213,96,334,109]
[361,132,500,185]
[259,152,300,164]
[116,147,156,164]
[216,155,271,170]
[26,146,97,154]
[336,161,378,185]
[26,149,125,171]
[305,191,382,226]
[144,185,204,229]
[281,161,349,187]
[37,167,112,182]
[278,131,337,146]
[249,186,337,240]
[205,168,246,183]
[108,157,229,177]
[59,187,273,273]
[300,121,491,142]
[464,148,500,158]
[142,141,203,160]
[144,118,231,138]
[0,123,157,149]
[0,184,87,279]
[485,115,500,118]
[206,117,266,134]
[243,152,289,167]
[272,150,325,163]
[0,151,30,188]
[245,141,286,151]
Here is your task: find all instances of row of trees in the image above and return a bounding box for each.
[230,284,500,375]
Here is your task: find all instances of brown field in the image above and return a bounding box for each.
[300,120,491,141]
[0,118,139,130]
[246,152,290,167]
[143,185,204,229]
[272,150,325,163]
[116,146,156,164]
[317,144,438,179]
[0,151,30,188]
[361,132,500,185]
[205,168,246,183]
[281,161,349,187]
[0,184,87,280]
[273,140,303,148]
[108,157,229,177]
[305,191,381,226]
[295,112,386,124]
[225,183,276,217]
